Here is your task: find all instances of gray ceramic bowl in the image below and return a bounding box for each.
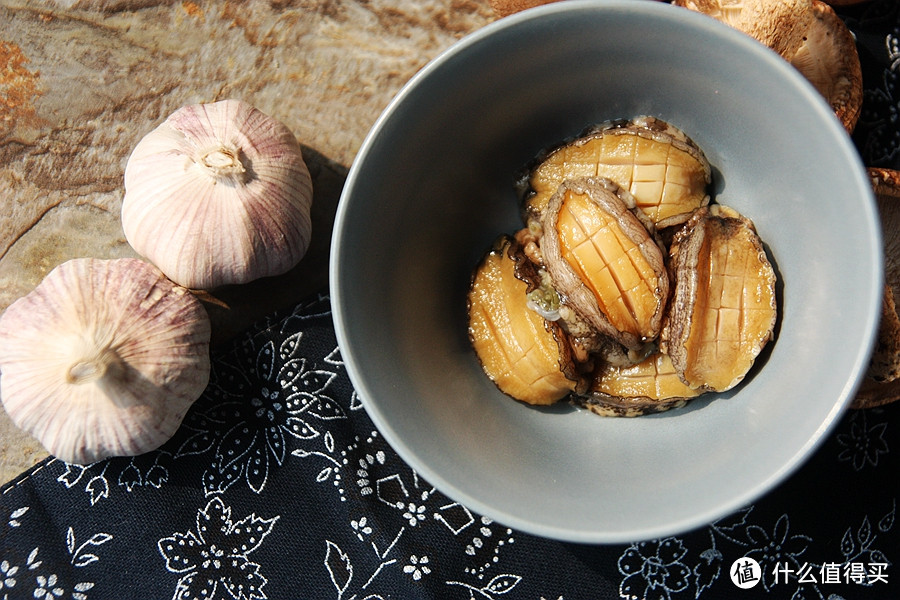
[330,0,882,543]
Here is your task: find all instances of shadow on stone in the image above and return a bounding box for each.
[199,145,349,348]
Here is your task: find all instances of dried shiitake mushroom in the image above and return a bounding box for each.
[854,168,900,409]
[488,0,559,18]
[673,0,862,133]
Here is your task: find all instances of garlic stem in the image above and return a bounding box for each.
[197,144,246,183]
[122,99,314,289]
[66,347,122,385]
[0,257,211,464]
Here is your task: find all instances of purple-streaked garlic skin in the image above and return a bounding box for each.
[0,258,211,464]
[122,99,313,290]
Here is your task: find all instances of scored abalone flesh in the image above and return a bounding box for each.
[467,235,587,405]
[517,116,711,229]
[467,117,778,414]
[539,177,669,354]
[580,352,703,417]
[661,205,778,392]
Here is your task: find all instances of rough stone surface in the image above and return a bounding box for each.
[0,0,492,483]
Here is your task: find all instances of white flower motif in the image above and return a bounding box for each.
[744,514,811,591]
[158,497,278,600]
[618,538,690,600]
[0,560,18,590]
[837,411,889,471]
[403,503,427,527]
[33,574,64,598]
[354,452,386,496]
[351,517,373,541]
[403,555,431,581]
[7,506,28,528]
[179,332,345,495]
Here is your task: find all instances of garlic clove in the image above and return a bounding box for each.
[0,258,211,464]
[122,99,313,290]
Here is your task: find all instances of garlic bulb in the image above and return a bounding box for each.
[121,99,313,289]
[0,258,211,464]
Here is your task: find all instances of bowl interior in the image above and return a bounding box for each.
[331,0,882,543]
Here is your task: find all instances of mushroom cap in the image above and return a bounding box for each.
[789,1,862,133]
[869,168,900,309]
[0,258,211,464]
[672,0,862,133]
[736,0,816,58]
[855,168,900,409]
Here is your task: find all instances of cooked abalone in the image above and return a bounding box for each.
[662,205,777,392]
[540,177,669,352]
[518,116,711,229]
[467,235,584,405]
[578,352,703,417]
[467,118,778,416]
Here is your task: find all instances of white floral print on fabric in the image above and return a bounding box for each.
[616,502,897,599]
[618,538,691,600]
[174,326,346,497]
[0,560,18,597]
[158,496,278,600]
[859,66,900,165]
[846,0,900,168]
[864,31,900,164]
[3,287,895,599]
[744,514,813,592]
[56,451,172,505]
[446,573,523,598]
[403,554,432,581]
[171,294,896,598]
[0,504,105,600]
[837,410,890,470]
[66,528,113,568]
[6,506,27,528]
[838,505,895,580]
[311,441,521,596]
[170,294,539,599]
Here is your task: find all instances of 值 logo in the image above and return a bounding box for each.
[730,557,762,589]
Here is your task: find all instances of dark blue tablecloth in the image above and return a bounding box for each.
[2,291,898,600]
[3,2,900,599]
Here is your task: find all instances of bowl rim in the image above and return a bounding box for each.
[330,0,883,543]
